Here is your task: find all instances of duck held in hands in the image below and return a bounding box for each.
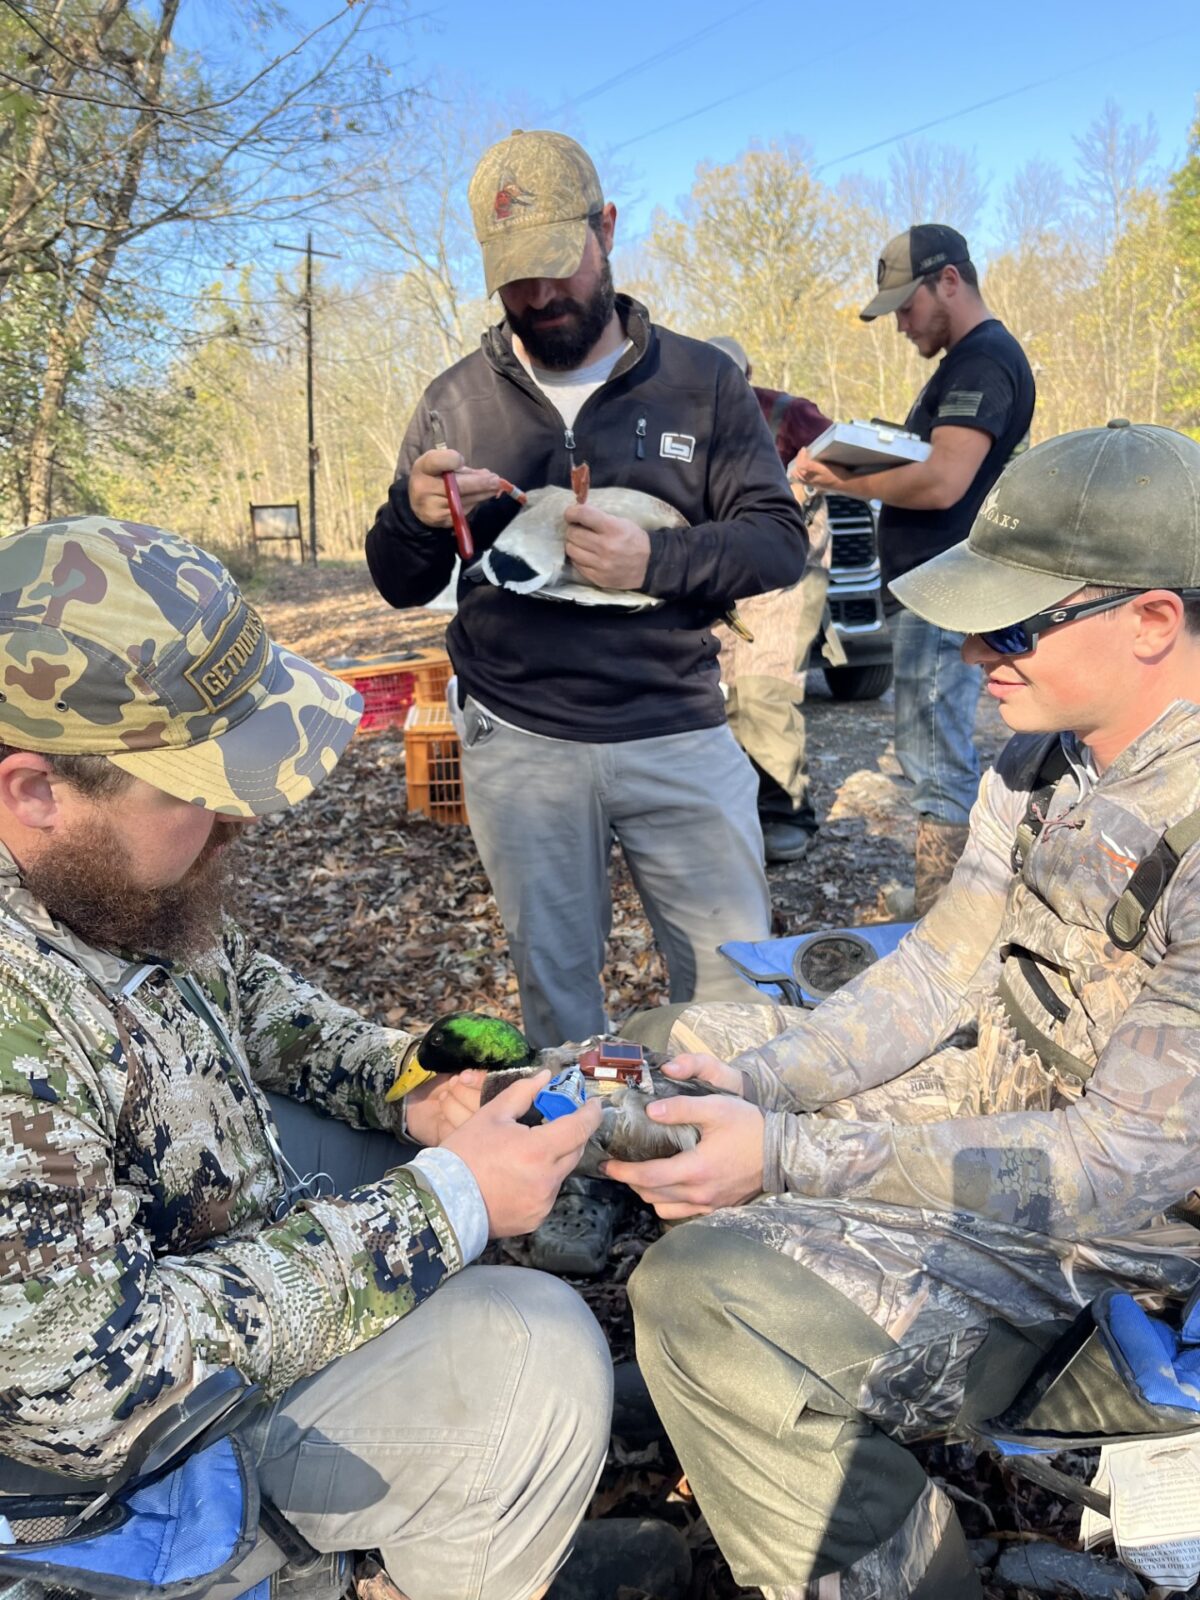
[466,481,685,608]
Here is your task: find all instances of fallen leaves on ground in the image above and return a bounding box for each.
[246,561,1111,1600]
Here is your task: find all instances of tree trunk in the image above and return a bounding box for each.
[0,0,130,295]
[24,0,180,522]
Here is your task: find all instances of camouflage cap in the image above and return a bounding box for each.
[468,129,604,297]
[859,224,971,321]
[890,421,1200,632]
[0,516,362,816]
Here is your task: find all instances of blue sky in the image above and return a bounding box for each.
[383,0,1198,248]
[175,0,1198,264]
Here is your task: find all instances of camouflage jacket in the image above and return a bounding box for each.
[738,701,1200,1244]
[0,863,462,1477]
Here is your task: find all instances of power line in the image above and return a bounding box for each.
[813,29,1190,174]
[549,0,771,118]
[610,28,886,154]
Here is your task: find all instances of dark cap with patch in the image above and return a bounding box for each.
[859,224,971,321]
[890,421,1200,633]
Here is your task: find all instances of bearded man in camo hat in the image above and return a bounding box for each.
[0,516,616,1600]
[614,422,1200,1598]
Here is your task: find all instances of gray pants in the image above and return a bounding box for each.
[461,707,771,1047]
[216,1098,613,1600]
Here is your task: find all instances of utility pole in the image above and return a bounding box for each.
[275,234,340,564]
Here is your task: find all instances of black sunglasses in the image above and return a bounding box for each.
[979,589,1200,656]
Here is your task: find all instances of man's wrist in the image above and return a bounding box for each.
[407,1148,488,1263]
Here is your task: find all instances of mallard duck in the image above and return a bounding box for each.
[386,1011,538,1102]
[466,483,685,608]
[480,1046,714,1174]
[389,1012,713,1171]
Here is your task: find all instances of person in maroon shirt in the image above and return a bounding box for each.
[708,338,836,862]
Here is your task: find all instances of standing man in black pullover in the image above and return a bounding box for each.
[366,130,807,1048]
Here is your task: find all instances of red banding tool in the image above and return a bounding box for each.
[429,408,475,561]
[442,470,474,562]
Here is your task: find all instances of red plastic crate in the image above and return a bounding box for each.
[326,649,452,735]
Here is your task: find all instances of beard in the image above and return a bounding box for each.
[505,251,617,370]
[22,817,243,962]
[916,300,953,358]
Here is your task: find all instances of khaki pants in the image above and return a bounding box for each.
[213,1100,613,1600]
[716,567,834,816]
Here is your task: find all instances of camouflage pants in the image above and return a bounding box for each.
[628,1001,1200,1597]
[716,567,836,814]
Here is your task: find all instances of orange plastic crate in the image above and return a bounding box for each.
[326,649,452,734]
[404,705,468,824]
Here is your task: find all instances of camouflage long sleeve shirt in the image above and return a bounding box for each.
[0,867,463,1478]
[736,701,1200,1245]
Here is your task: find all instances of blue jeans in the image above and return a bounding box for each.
[891,610,981,826]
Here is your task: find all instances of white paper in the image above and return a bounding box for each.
[1086,1437,1200,1590]
[1080,1450,1112,1550]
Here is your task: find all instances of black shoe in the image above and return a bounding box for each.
[761,817,816,862]
[612,1362,670,1452]
[547,1518,691,1600]
[525,1176,625,1277]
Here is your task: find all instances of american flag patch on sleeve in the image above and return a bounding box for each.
[938,390,984,418]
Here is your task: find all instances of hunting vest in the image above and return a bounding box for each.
[996,732,1200,1086]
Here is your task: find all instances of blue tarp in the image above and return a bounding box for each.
[1103,1292,1200,1413]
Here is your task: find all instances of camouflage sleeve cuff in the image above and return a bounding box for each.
[407,1148,489,1263]
[761,1110,790,1196]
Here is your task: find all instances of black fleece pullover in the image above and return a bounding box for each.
[365,297,807,742]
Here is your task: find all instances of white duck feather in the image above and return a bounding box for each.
[467,484,687,608]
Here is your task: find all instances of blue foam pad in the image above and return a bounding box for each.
[1104,1292,1200,1413]
[719,922,912,1005]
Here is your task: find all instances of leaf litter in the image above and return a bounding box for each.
[243,562,1151,1599]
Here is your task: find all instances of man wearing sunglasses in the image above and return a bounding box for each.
[616,421,1200,1599]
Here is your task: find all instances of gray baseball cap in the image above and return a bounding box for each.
[890,421,1200,633]
[707,335,750,375]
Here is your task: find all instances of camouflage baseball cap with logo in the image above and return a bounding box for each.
[890,421,1200,633]
[0,516,362,816]
[468,129,604,297]
[859,223,971,321]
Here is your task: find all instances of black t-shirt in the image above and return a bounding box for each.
[878,318,1035,605]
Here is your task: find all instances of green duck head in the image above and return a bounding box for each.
[416,1012,537,1074]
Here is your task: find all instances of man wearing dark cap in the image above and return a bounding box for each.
[366,131,806,1049]
[616,423,1200,1598]
[0,516,635,1600]
[795,224,1035,913]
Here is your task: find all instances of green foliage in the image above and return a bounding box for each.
[1168,108,1200,426]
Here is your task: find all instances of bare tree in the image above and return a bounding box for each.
[0,0,407,522]
[885,140,989,238]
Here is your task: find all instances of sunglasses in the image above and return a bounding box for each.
[979,589,1200,656]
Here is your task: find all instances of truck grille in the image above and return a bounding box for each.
[829,596,881,629]
[826,494,877,573]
